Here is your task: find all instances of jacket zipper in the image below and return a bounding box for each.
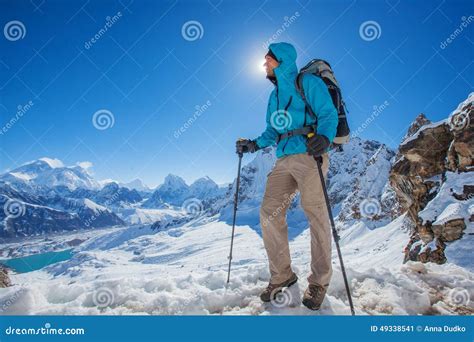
[281,96,293,153]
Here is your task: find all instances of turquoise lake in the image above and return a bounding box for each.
[0,249,74,273]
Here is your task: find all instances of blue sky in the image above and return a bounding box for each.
[0,0,473,187]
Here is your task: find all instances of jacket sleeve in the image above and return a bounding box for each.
[255,92,278,148]
[302,75,338,143]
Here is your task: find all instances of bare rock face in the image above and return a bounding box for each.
[390,93,473,265]
[0,266,11,287]
[389,117,452,226]
[432,218,466,242]
[401,113,431,143]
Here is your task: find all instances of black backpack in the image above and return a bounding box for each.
[295,59,350,145]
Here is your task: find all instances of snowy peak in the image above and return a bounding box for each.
[327,137,396,227]
[238,147,277,199]
[0,158,100,191]
[189,176,219,198]
[119,178,150,192]
[38,157,65,169]
[143,173,223,209]
[159,174,188,191]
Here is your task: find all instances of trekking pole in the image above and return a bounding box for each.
[313,154,355,316]
[226,151,243,284]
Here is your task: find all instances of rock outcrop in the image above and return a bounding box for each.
[389,93,473,265]
[0,266,11,287]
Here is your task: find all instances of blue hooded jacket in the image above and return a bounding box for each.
[255,42,338,158]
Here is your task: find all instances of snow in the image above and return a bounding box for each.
[38,157,64,169]
[400,120,447,146]
[119,179,150,192]
[447,92,474,126]
[433,203,467,226]
[8,172,34,181]
[419,239,438,253]
[83,199,107,213]
[1,213,472,315]
[189,176,219,199]
[76,161,93,170]
[445,232,474,272]
[98,179,118,187]
[419,171,474,226]
[122,208,186,225]
[1,158,101,190]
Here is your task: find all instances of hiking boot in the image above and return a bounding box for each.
[302,284,327,310]
[260,273,298,302]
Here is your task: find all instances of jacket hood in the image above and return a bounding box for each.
[268,42,298,84]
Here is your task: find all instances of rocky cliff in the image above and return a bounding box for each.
[389,93,473,265]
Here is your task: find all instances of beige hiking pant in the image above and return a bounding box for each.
[260,152,332,287]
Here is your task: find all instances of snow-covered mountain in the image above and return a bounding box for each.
[327,138,397,228]
[93,182,142,206]
[0,181,125,238]
[143,174,223,209]
[0,158,227,237]
[218,147,278,229]
[0,159,135,238]
[143,174,189,207]
[189,176,219,199]
[0,158,100,191]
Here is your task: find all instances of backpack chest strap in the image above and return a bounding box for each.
[276,126,314,144]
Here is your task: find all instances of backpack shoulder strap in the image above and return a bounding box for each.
[295,73,317,122]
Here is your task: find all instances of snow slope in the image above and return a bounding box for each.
[1,214,472,315]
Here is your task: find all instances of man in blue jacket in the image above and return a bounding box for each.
[236,42,338,310]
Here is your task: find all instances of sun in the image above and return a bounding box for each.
[258,59,266,73]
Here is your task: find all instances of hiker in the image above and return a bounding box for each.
[236,42,338,311]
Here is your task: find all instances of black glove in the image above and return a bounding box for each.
[306,134,330,157]
[236,138,258,154]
